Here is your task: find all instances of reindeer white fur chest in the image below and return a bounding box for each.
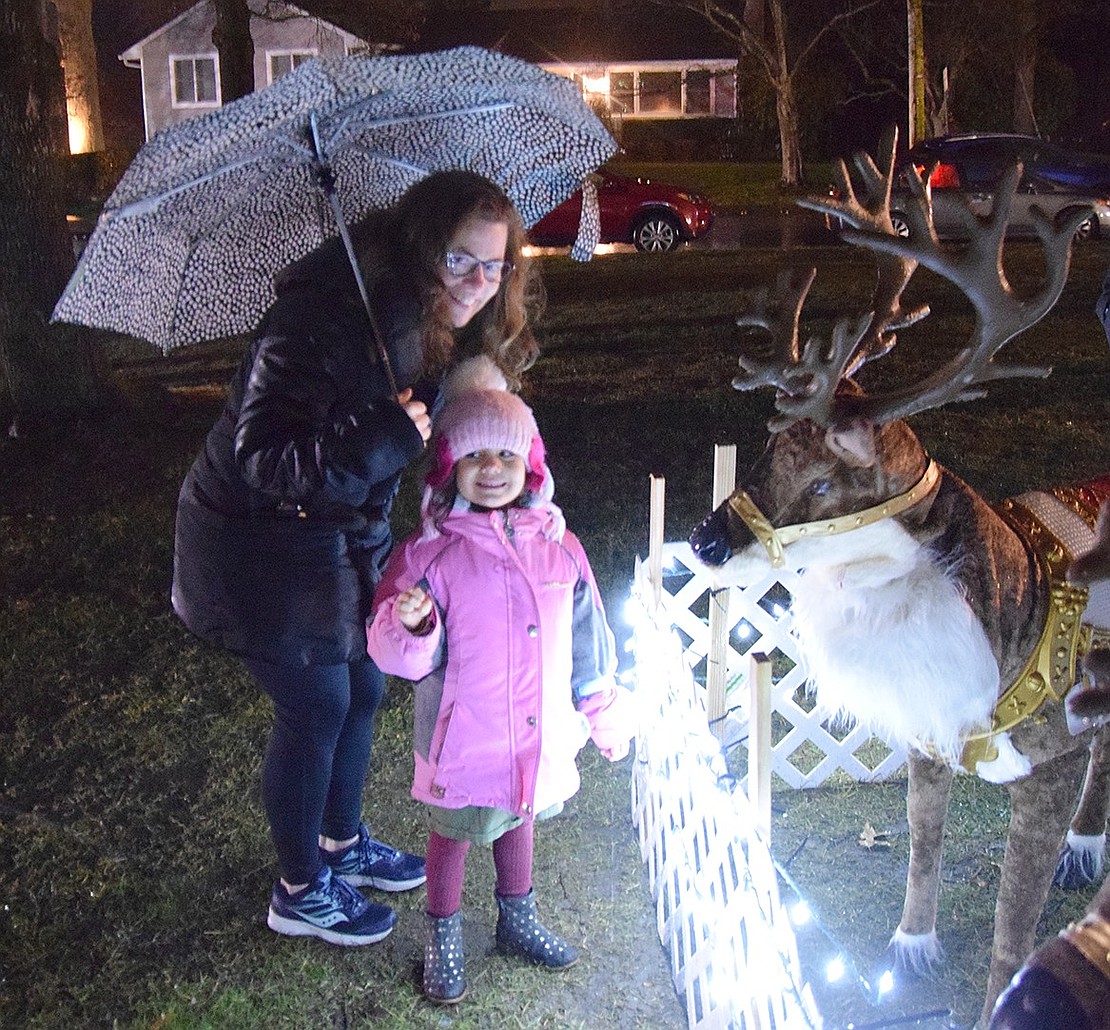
[688,128,1110,1028]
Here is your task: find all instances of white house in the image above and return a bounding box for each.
[412,2,739,158]
[119,1,371,141]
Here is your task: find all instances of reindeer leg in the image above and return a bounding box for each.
[981,745,1091,1027]
[1056,725,1110,889]
[884,750,953,977]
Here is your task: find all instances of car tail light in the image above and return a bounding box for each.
[927,162,960,188]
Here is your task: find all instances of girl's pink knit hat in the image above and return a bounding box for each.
[421,357,557,534]
[425,389,547,493]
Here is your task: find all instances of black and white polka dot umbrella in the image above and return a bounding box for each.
[52,47,618,354]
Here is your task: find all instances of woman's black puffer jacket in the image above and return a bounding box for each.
[172,240,430,666]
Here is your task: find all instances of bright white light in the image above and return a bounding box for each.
[877,969,895,996]
[582,73,610,95]
[825,956,846,983]
[790,900,811,927]
[773,604,785,618]
[735,623,751,639]
[623,597,641,625]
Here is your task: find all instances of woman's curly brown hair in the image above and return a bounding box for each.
[356,171,544,388]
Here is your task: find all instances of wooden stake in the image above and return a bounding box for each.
[649,474,665,610]
[707,445,736,737]
[748,652,773,843]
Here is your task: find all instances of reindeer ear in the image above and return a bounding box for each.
[826,417,877,467]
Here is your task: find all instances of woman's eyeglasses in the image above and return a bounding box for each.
[443,251,514,282]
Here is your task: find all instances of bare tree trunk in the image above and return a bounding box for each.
[906,0,927,147]
[1012,38,1037,134]
[0,0,106,425]
[744,0,764,35]
[53,0,102,152]
[766,0,802,184]
[774,73,802,184]
[1009,0,1043,135]
[213,0,254,105]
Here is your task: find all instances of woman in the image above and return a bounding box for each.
[171,171,541,945]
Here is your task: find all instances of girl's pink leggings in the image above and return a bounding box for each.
[425,819,534,917]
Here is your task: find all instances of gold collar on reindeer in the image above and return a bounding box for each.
[727,459,942,569]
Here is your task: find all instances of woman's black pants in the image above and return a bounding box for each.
[244,655,385,885]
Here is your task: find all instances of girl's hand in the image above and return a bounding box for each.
[395,586,434,632]
[397,388,431,443]
[600,740,630,762]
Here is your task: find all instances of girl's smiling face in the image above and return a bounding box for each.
[455,448,526,509]
[437,216,510,328]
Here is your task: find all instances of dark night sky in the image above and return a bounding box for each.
[92,0,186,148]
[89,1,1110,154]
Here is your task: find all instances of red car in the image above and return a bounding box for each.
[530,169,714,252]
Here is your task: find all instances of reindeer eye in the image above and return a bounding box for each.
[809,479,831,497]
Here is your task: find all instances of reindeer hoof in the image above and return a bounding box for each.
[1053,832,1105,890]
[867,931,943,1000]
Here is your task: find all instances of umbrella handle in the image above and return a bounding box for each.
[309,113,400,399]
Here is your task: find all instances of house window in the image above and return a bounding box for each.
[710,70,737,118]
[610,71,635,116]
[268,50,317,84]
[685,70,712,116]
[171,54,219,107]
[542,61,736,119]
[638,72,682,115]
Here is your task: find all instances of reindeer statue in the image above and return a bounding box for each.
[687,128,1110,1027]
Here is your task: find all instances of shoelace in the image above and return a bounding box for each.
[364,839,401,863]
[323,873,366,915]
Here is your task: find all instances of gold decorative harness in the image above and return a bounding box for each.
[958,486,1107,769]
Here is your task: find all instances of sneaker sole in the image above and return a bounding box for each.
[335,872,427,892]
[267,907,395,946]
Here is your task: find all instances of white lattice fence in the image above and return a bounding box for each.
[629,561,822,1029]
[657,541,906,788]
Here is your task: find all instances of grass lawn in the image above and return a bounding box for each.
[3,233,1109,1028]
[607,158,838,210]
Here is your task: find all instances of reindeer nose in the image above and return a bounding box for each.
[689,509,732,567]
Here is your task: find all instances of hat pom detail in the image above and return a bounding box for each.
[441,355,508,400]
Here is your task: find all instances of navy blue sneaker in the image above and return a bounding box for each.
[267,865,396,946]
[322,824,426,892]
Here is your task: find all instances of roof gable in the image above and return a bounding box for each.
[119,0,363,61]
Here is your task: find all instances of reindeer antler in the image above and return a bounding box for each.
[834,158,1084,425]
[799,125,931,372]
[731,126,1088,430]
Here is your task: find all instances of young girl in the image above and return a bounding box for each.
[367,361,635,1003]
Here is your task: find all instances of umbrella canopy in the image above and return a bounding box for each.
[53,46,617,354]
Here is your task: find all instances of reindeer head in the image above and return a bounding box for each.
[689,126,1087,584]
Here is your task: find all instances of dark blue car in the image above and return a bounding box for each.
[908,132,1110,196]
